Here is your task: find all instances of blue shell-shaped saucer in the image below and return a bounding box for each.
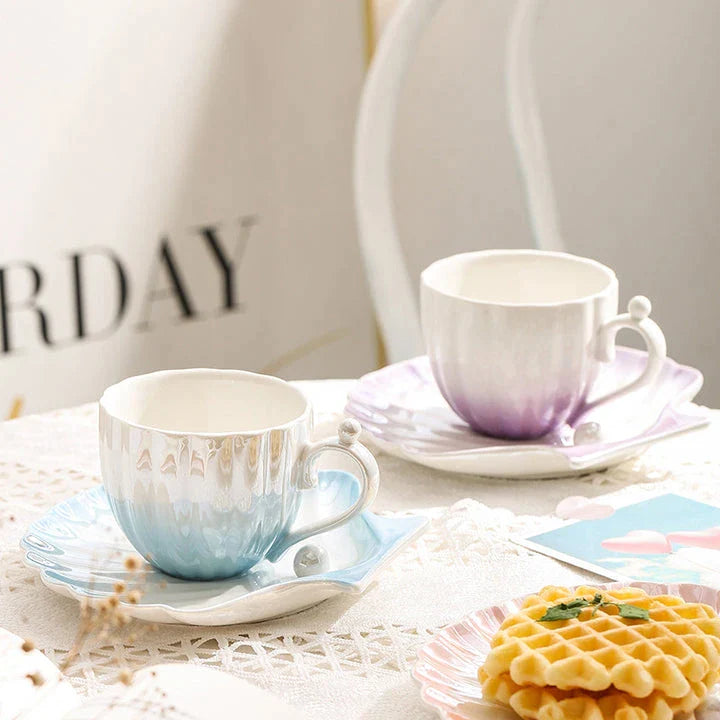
[21,470,427,625]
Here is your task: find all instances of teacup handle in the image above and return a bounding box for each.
[265,418,379,562]
[582,295,667,415]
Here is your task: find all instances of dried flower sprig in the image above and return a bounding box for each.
[60,553,158,684]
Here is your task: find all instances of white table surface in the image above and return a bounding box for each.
[0,379,718,719]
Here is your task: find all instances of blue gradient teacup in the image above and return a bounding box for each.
[99,369,379,580]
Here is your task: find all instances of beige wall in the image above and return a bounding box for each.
[2,0,718,412]
[386,0,720,402]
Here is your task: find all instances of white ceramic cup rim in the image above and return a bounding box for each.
[421,249,618,307]
[99,368,311,437]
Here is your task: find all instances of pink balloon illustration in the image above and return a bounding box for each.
[601,530,672,554]
[555,496,615,521]
[666,527,720,550]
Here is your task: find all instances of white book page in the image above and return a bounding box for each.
[63,663,306,720]
[0,628,79,720]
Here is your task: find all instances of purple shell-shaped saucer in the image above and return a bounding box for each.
[345,347,709,478]
[412,582,720,720]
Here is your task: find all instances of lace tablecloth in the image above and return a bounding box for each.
[0,380,718,719]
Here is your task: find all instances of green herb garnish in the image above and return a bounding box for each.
[537,603,587,622]
[538,594,650,623]
[616,603,650,620]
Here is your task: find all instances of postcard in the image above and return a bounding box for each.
[518,494,720,587]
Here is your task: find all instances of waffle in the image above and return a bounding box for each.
[483,585,720,698]
[480,669,718,720]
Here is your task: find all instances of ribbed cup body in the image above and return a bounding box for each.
[99,406,309,579]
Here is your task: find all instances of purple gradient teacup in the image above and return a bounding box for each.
[420,250,667,440]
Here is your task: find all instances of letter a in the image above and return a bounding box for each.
[137,239,195,330]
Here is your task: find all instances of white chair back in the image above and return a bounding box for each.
[354,0,563,363]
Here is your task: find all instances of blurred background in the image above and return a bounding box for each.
[1,0,718,414]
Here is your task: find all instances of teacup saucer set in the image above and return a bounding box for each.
[346,250,708,479]
[23,369,427,625]
[20,251,710,717]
